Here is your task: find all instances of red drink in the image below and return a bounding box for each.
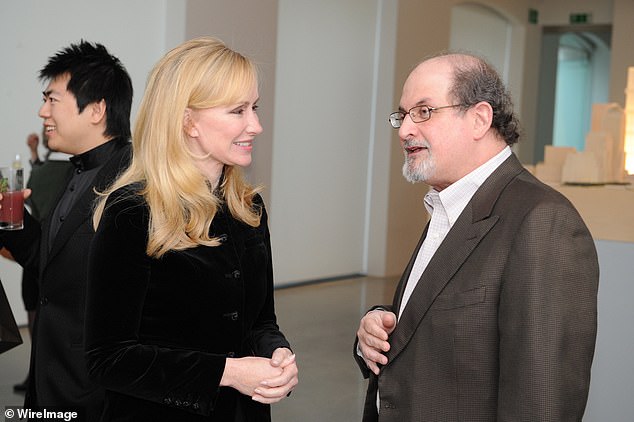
[0,190,24,230]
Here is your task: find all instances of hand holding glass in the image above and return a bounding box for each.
[0,166,25,230]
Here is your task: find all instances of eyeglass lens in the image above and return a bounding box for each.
[411,105,431,122]
[389,105,431,128]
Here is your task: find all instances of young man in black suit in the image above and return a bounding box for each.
[0,41,133,421]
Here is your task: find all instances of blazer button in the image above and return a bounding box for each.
[222,311,239,321]
[40,297,49,306]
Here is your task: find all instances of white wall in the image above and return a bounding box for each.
[0,1,171,160]
[182,0,279,207]
[609,0,634,107]
[450,4,513,84]
[0,0,176,325]
[271,0,387,284]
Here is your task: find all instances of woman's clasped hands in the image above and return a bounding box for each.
[220,347,298,404]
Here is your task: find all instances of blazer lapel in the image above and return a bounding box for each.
[387,206,498,361]
[386,154,526,363]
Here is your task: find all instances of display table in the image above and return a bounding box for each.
[549,183,634,243]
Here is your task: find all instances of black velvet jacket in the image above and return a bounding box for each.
[85,185,291,421]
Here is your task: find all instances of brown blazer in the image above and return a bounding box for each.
[355,154,598,421]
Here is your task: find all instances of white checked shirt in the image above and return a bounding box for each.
[397,146,511,320]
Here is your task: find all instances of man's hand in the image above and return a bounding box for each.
[27,133,40,163]
[27,133,40,151]
[357,310,397,375]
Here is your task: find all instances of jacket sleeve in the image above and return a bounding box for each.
[84,189,226,416]
[497,199,598,421]
[0,210,42,273]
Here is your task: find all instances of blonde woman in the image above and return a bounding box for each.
[84,37,298,421]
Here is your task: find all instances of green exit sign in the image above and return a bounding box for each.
[528,8,538,24]
[570,13,592,24]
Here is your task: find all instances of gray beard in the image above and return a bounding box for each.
[402,151,435,183]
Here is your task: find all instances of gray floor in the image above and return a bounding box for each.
[0,276,399,421]
[1,325,31,410]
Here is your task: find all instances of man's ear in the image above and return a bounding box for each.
[89,99,107,125]
[472,101,493,140]
[183,108,199,137]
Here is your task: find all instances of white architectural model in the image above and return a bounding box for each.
[535,103,627,185]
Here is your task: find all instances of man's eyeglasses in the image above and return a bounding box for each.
[388,104,464,128]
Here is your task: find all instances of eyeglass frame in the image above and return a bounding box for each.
[388,104,465,128]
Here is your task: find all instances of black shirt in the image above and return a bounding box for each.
[48,138,127,249]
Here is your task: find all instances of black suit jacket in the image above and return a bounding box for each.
[1,139,131,421]
[355,154,599,421]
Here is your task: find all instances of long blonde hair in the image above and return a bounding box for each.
[93,37,262,258]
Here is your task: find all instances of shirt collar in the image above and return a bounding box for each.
[47,151,72,161]
[70,137,127,172]
[425,146,512,226]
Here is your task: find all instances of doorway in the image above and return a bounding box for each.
[534,25,612,163]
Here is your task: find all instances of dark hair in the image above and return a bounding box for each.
[39,40,133,140]
[434,52,520,146]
